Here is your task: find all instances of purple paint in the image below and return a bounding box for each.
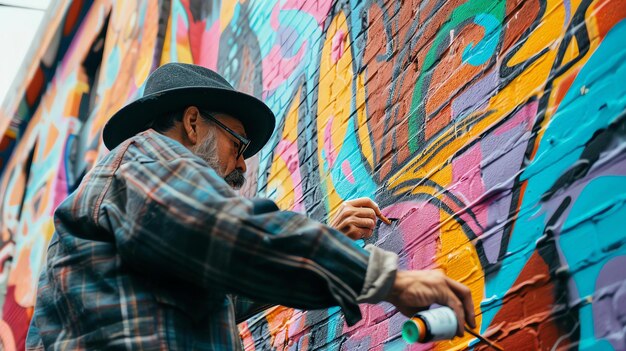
[379,202,439,271]
[479,102,537,263]
[451,69,498,121]
[594,255,626,351]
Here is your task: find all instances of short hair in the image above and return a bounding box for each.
[150,109,185,133]
[150,107,218,133]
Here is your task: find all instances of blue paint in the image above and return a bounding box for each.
[326,306,341,345]
[383,338,408,351]
[560,176,626,346]
[102,46,120,90]
[482,19,626,330]
[136,2,147,29]
[169,0,190,62]
[254,1,332,185]
[248,0,279,56]
[330,117,378,201]
[462,14,500,66]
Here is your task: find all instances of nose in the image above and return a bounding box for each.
[236,154,247,173]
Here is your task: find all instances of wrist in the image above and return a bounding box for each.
[385,270,404,303]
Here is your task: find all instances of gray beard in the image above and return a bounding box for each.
[192,133,246,190]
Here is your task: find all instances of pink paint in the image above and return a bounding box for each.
[283,0,334,25]
[342,305,387,350]
[262,43,306,93]
[342,304,432,350]
[53,121,77,209]
[323,116,337,168]
[270,2,281,30]
[183,3,221,71]
[379,202,439,270]
[495,100,538,136]
[176,14,188,46]
[331,30,346,64]
[286,310,308,341]
[451,143,487,236]
[54,153,69,210]
[263,0,332,93]
[238,322,255,350]
[276,140,305,212]
[197,21,221,70]
[341,160,356,184]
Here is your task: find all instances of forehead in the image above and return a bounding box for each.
[210,113,246,137]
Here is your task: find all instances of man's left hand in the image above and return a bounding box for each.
[329,198,383,240]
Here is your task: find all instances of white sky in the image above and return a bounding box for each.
[0,1,50,107]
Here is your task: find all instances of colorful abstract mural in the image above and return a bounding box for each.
[1,0,625,349]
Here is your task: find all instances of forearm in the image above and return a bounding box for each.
[109,158,371,324]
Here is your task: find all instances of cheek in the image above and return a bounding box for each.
[216,142,236,172]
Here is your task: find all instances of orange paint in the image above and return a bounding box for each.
[26,67,44,106]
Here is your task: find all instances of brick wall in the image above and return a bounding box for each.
[1,0,625,349]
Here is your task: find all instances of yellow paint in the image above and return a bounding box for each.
[535,0,603,148]
[434,210,485,351]
[316,11,353,218]
[160,14,173,64]
[387,4,604,349]
[176,26,194,64]
[134,1,158,87]
[388,46,555,190]
[267,89,301,210]
[42,124,59,160]
[265,306,295,348]
[220,0,238,31]
[267,152,296,209]
[562,33,580,66]
[507,0,567,67]
[355,73,375,169]
[44,219,55,243]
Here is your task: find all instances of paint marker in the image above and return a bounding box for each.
[402,306,458,343]
[402,307,504,351]
[464,326,504,351]
[377,213,398,225]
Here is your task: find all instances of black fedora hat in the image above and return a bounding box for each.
[102,63,275,159]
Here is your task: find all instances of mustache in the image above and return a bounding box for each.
[224,169,246,189]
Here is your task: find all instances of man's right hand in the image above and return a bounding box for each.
[385,270,476,337]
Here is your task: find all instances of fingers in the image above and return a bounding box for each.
[445,293,466,337]
[388,270,475,339]
[331,204,378,239]
[350,217,376,231]
[343,222,375,239]
[345,197,383,217]
[335,203,377,222]
[430,272,469,337]
[431,270,465,337]
[445,278,476,329]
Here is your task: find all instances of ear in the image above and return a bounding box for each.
[182,106,201,145]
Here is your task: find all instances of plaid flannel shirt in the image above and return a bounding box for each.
[25,129,380,350]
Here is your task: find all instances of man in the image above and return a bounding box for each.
[26,63,475,350]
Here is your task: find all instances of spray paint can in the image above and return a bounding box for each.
[402,306,458,344]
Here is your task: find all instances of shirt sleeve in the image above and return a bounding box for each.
[232,295,273,324]
[100,155,370,325]
[357,245,398,303]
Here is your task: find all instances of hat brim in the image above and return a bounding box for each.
[102,87,275,159]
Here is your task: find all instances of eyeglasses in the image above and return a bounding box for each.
[199,109,250,160]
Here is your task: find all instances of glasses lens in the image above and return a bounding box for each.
[238,141,249,159]
[201,110,250,159]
